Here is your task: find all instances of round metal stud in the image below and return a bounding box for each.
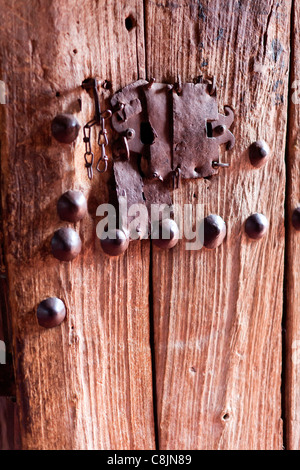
[100,229,129,256]
[249,140,270,168]
[152,219,179,250]
[125,128,136,140]
[202,214,226,249]
[51,227,82,261]
[245,213,269,239]
[51,113,80,144]
[292,207,300,231]
[57,190,87,223]
[37,297,66,328]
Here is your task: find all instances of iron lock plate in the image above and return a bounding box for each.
[110,78,235,231]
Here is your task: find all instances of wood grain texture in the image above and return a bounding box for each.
[0,0,154,449]
[147,0,290,449]
[285,0,300,451]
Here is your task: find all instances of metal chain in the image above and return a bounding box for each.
[96,110,112,173]
[83,110,112,179]
[83,119,96,180]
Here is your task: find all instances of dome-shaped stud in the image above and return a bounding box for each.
[249,140,270,168]
[152,219,179,250]
[51,113,80,144]
[245,213,269,239]
[202,214,226,249]
[292,207,300,231]
[37,297,66,328]
[100,229,129,256]
[51,227,82,261]
[57,190,87,223]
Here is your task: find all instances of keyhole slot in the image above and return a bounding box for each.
[140,122,156,145]
[206,121,213,138]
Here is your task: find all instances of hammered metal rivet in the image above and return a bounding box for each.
[100,229,129,256]
[51,113,80,144]
[57,190,87,223]
[202,214,226,249]
[125,128,136,140]
[37,297,66,329]
[152,219,179,250]
[245,213,269,239]
[292,207,300,231]
[51,227,82,261]
[214,124,226,135]
[249,140,270,168]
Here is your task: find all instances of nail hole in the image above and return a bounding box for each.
[102,80,112,90]
[56,91,61,97]
[222,413,230,421]
[73,48,78,54]
[125,15,136,31]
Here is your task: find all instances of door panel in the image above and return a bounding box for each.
[0,0,297,450]
[147,0,290,449]
[285,0,300,451]
[0,0,155,450]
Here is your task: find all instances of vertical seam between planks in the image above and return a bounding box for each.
[149,242,159,450]
[143,0,148,81]
[143,0,159,448]
[282,0,295,451]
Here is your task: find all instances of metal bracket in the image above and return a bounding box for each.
[109,78,235,237]
[81,77,235,253]
[110,78,235,182]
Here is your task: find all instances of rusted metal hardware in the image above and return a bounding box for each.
[51,227,82,261]
[245,213,269,240]
[82,77,235,255]
[82,78,112,179]
[202,214,227,249]
[110,78,235,181]
[152,219,179,250]
[100,229,129,256]
[292,207,300,231]
[51,113,80,144]
[57,190,87,223]
[37,297,66,329]
[249,140,270,168]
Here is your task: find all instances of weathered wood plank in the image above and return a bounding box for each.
[147,0,290,449]
[285,0,300,451]
[0,0,154,449]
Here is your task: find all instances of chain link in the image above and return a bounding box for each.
[83,119,96,180]
[83,111,112,179]
[96,112,111,173]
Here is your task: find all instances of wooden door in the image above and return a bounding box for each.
[0,0,299,450]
